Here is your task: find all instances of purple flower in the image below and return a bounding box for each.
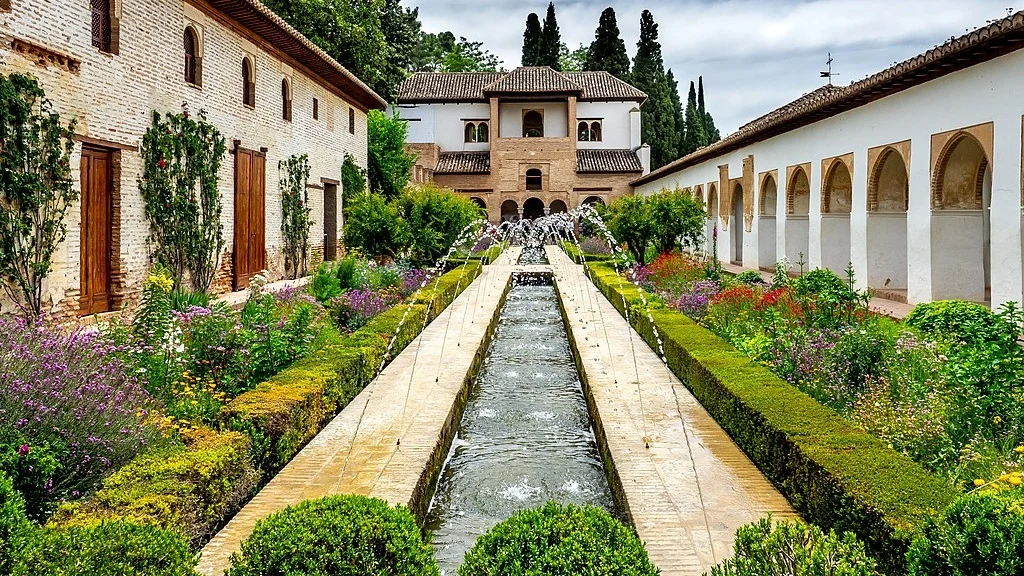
[18,444,30,456]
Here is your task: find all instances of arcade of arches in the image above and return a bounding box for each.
[486,195,604,222]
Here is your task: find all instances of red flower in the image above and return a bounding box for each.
[158,158,167,169]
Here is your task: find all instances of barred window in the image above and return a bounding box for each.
[281,79,292,121]
[183,27,201,86]
[91,0,113,53]
[242,57,255,107]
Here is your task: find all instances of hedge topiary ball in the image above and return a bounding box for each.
[227,495,439,576]
[458,501,659,576]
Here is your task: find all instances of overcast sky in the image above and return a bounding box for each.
[414,0,1013,134]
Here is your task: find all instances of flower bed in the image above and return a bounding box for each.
[583,259,957,573]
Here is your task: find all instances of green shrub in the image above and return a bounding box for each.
[907,491,1024,576]
[905,300,1007,346]
[734,270,767,286]
[227,495,437,576]
[707,517,879,576]
[459,501,658,576]
[344,192,410,262]
[398,184,483,267]
[15,521,198,576]
[0,472,32,575]
[794,268,852,299]
[49,428,256,546]
[310,261,343,303]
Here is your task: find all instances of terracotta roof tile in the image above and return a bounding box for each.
[633,10,1024,187]
[396,68,646,103]
[436,151,490,174]
[577,149,643,173]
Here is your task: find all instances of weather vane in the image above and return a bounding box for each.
[820,52,840,85]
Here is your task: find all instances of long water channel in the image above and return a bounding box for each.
[424,248,618,573]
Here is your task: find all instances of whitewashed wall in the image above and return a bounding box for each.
[576,101,636,149]
[499,102,568,139]
[396,102,491,151]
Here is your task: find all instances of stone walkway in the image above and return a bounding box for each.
[550,247,796,575]
[196,249,522,575]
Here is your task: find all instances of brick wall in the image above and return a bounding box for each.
[0,0,370,315]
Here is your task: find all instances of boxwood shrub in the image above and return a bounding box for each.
[459,501,658,576]
[584,261,957,573]
[708,517,879,575]
[907,490,1024,576]
[15,521,198,576]
[227,494,437,576]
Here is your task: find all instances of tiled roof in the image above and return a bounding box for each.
[396,67,646,103]
[206,0,386,110]
[436,151,490,174]
[577,149,643,173]
[633,10,1024,186]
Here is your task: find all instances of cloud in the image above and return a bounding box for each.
[412,0,1010,133]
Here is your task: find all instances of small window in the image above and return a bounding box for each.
[577,121,590,141]
[349,107,355,134]
[590,121,602,142]
[465,122,476,143]
[577,120,603,142]
[477,122,489,143]
[242,57,255,107]
[526,168,542,191]
[91,0,116,54]
[464,122,489,143]
[281,79,292,121]
[1,0,11,12]
[313,98,319,120]
[183,27,201,86]
[523,110,543,138]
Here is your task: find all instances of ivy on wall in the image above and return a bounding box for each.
[0,73,77,315]
[138,106,226,292]
[279,153,312,280]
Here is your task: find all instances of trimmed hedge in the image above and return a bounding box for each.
[227,495,437,576]
[459,501,657,576]
[48,428,256,546]
[584,261,957,574]
[560,240,612,264]
[223,262,483,476]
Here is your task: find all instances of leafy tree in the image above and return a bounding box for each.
[522,13,542,66]
[279,154,313,280]
[585,7,630,78]
[397,184,483,266]
[341,153,366,211]
[558,43,589,72]
[139,107,226,292]
[606,194,656,264]
[378,0,421,98]
[649,188,705,253]
[539,2,562,69]
[343,192,409,262]
[409,31,499,73]
[0,73,77,315]
[698,76,722,144]
[630,10,679,169]
[367,110,414,200]
[682,80,705,156]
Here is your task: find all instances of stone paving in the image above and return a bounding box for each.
[196,248,522,576]
[550,246,796,575]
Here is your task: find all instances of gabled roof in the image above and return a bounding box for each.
[436,151,490,174]
[205,0,386,111]
[397,67,646,104]
[632,10,1024,187]
[577,149,643,173]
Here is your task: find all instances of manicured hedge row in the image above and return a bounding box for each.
[584,261,957,574]
[49,428,256,546]
[560,241,612,264]
[224,261,484,477]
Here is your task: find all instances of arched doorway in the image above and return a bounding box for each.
[501,199,519,222]
[549,199,567,214]
[470,196,486,210]
[931,132,991,302]
[731,182,744,265]
[523,197,545,220]
[759,174,778,270]
[707,183,719,250]
[821,159,853,275]
[786,167,810,269]
[867,148,909,294]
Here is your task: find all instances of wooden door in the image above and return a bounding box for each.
[79,146,112,315]
[323,183,337,262]
[233,147,266,289]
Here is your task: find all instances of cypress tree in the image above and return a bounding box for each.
[522,13,542,66]
[585,7,630,78]
[698,76,721,144]
[667,70,685,158]
[682,80,704,156]
[631,10,678,169]
[539,2,561,69]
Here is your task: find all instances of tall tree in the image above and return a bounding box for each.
[522,13,542,66]
[630,10,678,169]
[539,2,562,69]
[698,76,722,144]
[682,80,705,156]
[559,43,589,72]
[585,7,630,78]
[410,31,500,72]
[667,70,685,158]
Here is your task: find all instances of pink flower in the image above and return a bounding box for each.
[18,444,30,456]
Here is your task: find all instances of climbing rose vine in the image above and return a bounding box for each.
[279,154,312,280]
[0,73,77,315]
[138,106,226,292]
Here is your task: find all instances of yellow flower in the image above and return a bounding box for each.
[993,416,1003,425]
[973,479,986,487]
[1007,474,1023,487]
[1015,445,1024,454]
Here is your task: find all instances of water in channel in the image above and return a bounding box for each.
[424,271,617,573]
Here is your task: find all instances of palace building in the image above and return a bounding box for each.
[633,11,1024,309]
[0,0,384,316]
[393,66,650,222]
